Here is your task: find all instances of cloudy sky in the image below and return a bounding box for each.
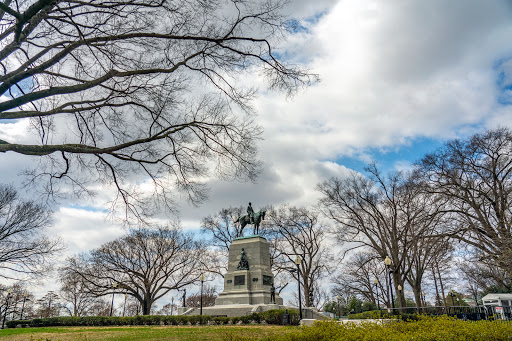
[2,0,512,306]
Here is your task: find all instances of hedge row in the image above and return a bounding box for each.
[6,309,300,328]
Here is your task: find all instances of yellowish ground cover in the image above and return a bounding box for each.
[278,316,512,341]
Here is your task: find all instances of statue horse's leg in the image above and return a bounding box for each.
[240,220,247,237]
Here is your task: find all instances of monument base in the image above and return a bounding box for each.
[178,235,301,318]
[178,303,289,317]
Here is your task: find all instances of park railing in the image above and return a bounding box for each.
[375,305,512,321]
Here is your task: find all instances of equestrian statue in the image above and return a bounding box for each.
[234,202,266,236]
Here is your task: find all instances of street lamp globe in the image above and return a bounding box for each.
[112,282,118,289]
[295,255,301,265]
[397,285,402,292]
[384,256,391,266]
[374,278,378,284]
[200,274,205,282]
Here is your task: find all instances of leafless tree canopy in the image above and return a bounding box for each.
[0,184,62,279]
[59,267,99,316]
[419,127,512,275]
[0,0,317,221]
[333,251,388,307]
[185,285,217,308]
[35,290,61,318]
[267,205,332,308]
[201,206,245,252]
[318,165,447,308]
[65,226,206,315]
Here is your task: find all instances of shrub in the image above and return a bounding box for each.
[275,316,512,341]
[6,320,31,328]
[260,309,300,325]
[348,310,418,321]
[213,316,230,325]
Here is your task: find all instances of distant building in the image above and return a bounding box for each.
[462,296,477,307]
[481,293,512,307]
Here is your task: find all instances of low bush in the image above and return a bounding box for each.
[348,310,418,321]
[260,309,300,325]
[276,315,512,341]
[5,309,299,328]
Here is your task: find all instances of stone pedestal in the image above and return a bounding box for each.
[215,235,283,306]
[179,235,286,317]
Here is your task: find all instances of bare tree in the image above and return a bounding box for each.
[87,299,111,317]
[0,283,36,321]
[201,206,245,252]
[267,205,332,307]
[404,229,453,309]
[419,127,512,281]
[36,291,61,318]
[457,252,510,297]
[318,165,446,308]
[185,285,217,308]
[0,184,62,279]
[0,0,317,222]
[59,266,98,316]
[66,225,206,315]
[333,251,388,308]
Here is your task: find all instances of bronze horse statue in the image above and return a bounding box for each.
[234,210,266,236]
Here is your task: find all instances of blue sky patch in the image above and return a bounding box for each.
[67,204,108,213]
[494,57,512,105]
[335,137,446,174]
[4,77,34,98]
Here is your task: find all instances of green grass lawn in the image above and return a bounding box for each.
[0,325,297,341]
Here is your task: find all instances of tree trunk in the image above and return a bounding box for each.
[412,284,422,310]
[436,263,446,308]
[142,297,152,315]
[432,266,440,306]
[384,270,391,307]
[303,280,311,307]
[392,271,404,308]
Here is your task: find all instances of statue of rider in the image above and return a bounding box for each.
[247,202,255,224]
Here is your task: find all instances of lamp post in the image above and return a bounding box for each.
[200,274,205,316]
[171,297,174,316]
[20,293,28,320]
[295,255,303,320]
[110,282,118,316]
[123,292,127,317]
[336,295,340,318]
[397,285,402,310]
[449,289,456,306]
[374,278,380,310]
[384,256,395,311]
[422,291,426,309]
[2,289,12,329]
